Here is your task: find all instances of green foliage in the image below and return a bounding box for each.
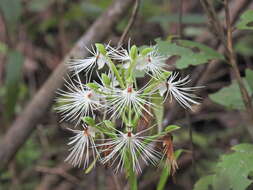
[0,0,21,30]
[246,69,253,91]
[149,14,207,25]
[0,42,8,54]
[5,51,24,120]
[27,0,52,12]
[16,137,41,167]
[209,80,252,110]
[194,144,253,190]
[235,35,253,56]
[156,39,223,69]
[237,10,253,30]
[194,175,214,190]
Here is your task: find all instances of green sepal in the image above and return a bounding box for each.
[82,116,95,126]
[164,125,180,133]
[104,120,115,128]
[101,74,111,87]
[95,43,106,55]
[140,47,153,56]
[86,83,99,90]
[130,45,138,60]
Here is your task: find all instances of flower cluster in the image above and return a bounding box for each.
[56,43,201,174]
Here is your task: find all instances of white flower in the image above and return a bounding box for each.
[136,49,167,78]
[104,85,153,119]
[99,128,161,173]
[109,46,167,77]
[158,72,201,110]
[56,75,102,124]
[68,45,108,75]
[65,125,98,168]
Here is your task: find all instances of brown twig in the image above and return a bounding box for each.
[0,0,135,171]
[36,165,79,184]
[117,0,140,47]
[224,0,253,133]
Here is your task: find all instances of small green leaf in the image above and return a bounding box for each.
[164,125,180,133]
[237,10,253,30]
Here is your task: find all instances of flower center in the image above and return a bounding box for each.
[85,91,93,99]
[127,132,132,137]
[127,87,133,93]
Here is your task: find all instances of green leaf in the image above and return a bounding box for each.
[193,175,214,190]
[152,93,164,131]
[164,125,180,133]
[27,0,51,12]
[5,51,24,119]
[213,144,253,190]
[149,14,207,25]
[0,0,22,30]
[237,10,253,30]
[194,143,253,190]
[156,39,224,69]
[0,42,8,54]
[209,80,252,110]
[245,69,253,92]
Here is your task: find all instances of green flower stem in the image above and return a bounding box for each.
[126,151,138,190]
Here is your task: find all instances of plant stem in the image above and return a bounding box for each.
[224,0,253,130]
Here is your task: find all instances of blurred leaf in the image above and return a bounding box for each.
[245,69,253,92]
[156,39,223,69]
[194,143,253,190]
[149,14,207,24]
[0,0,21,29]
[0,42,8,54]
[16,137,41,167]
[237,10,253,30]
[235,35,253,56]
[209,80,252,110]
[27,0,52,12]
[5,51,24,119]
[193,175,214,190]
